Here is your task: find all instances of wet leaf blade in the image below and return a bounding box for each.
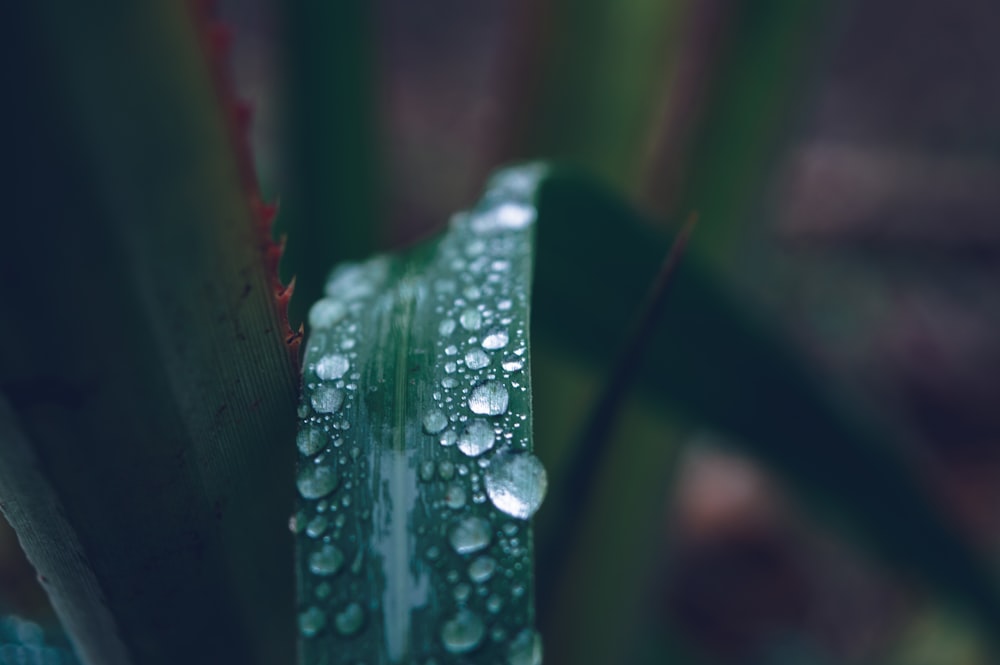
[295,167,546,664]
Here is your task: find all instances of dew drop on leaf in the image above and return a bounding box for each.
[484,453,548,519]
[453,583,471,602]
[457,419,495,457]
[423,408,448,434]
[441,609,485,654]
[459,308,482,331]
[311,385,345,414]
[501,354,525,372]
[481,328,509,350]
[487,595,503,614]
[308,298,347,329]
[468,556,496,583]
[305,515,327,538]
[449,516,492,555]
[445,485,467,509]
[464,348,490,370]
[297,427,327,456]
[470,202,536,233]
[468,381,509,416]
[438,460,456,479]
[298,607,326,637]
[334,602,365,636]
[308,543,345,576]
[315,354,350,381]
[297,464,339,500]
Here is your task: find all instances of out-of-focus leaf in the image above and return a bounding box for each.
[1,3,296,664]
[294,166,546,664]
[653,1,839,262]
[0,616,78,665]
[278,0,382,327]
[528,168,1000,637]
[503,0,684,192]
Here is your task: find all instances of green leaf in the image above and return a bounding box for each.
[2,4,296,664]
[278,0,383,327]
[295,166,547,663]
[528,169,1000,638]
[662,1,837,262]
[508,0,685,191]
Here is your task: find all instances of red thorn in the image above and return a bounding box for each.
[189,4,298,364]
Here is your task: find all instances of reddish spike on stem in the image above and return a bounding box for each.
[187,1,298,362]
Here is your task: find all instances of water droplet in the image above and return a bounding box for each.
[441,610,485,654]
[501,354,525,372]
[507,630,542,665]
[439,318,456,336]
[299,607,326,637]
[457,419,495,457]
[444,345,459,356]
[305,515,327,538]
[297,464,339,499]
[471,203,536,233]
[445,485,467,509]
[486,595,503,613]
[439,460,456,479]
[459,308,482,331]
[334,603,365,636]
[316,354,350,380]
[325,258,388,300]
[311,385,345,414]
[497,299,513,311]
[484,453,547,519]
[420,461,436,482]
[442,377,459,389]
[465,349,490,370]
[315,582,332,599]
[454,583,471,602]
[468,556,497,583]
[449,516,492,555]
[439,430,457,447]
[308,298,347,329]
[309,543,345,576]
[297,427,326,456]
[421,408,447,434]
[444,361,457,374]
[469,381,509,416]
[481,328,509,350]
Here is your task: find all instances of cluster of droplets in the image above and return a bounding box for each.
[412,166,548,662]
[294,258,393,649]
[294,165,548,665]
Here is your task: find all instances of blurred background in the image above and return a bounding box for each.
[4,0,1000,663]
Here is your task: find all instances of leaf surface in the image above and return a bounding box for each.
[296,166,547,664]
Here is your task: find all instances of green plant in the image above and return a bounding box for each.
[3,1,999,664]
